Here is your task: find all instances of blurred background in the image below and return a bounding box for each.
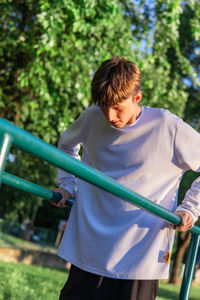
[0,0,200,299]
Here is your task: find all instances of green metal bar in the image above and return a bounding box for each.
[179,234,200,300]
[0,134,13,186]
[0,117,200,235]
[1,171,73,207]
[1,117,200,300]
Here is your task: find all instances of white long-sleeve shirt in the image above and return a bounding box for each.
[57,104,200,279]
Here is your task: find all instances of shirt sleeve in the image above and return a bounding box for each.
[174,119,200,222]
[57,113,85,198]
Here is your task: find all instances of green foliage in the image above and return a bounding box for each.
[1,150,56,222]
[0,0,134,224]
[0,0,199,226]
[0,0,134,142]
[34,200,71,230]
[179,2,200,131]
[120,0,200,119]
[178,170,200,226]
[178,170,200,204]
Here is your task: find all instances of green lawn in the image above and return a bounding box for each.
[0,233,56,253]
[158,281,200,300]
[0,261,200,300]
[0,261,67,300]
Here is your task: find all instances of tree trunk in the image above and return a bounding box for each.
[169,232,191,284]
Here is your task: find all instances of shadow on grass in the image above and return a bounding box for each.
[158,287,179,299]
[158,287,198,300]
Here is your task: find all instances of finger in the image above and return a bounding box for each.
[170,224,176,230]
[55,202,66,208]
[49,199,66,208]
[49,200,57,206]
[176,223,193,232]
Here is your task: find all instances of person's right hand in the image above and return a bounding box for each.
[51,187,72,208]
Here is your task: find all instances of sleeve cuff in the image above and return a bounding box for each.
[175,206,198,223]
[58,184,76,198]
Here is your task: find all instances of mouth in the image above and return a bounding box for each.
[111,121,119,125]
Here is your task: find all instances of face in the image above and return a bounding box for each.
[100,92,142,129]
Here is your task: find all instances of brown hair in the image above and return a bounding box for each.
[91,56,141,107]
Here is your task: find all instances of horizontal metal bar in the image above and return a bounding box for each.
[1,171,73,208]
[0,117,200,235]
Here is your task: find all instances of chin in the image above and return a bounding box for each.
[115,123,124,129]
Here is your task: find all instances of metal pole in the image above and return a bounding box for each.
[179,234,200,300]
[0,134,13,186]
[0,118,200,235]
[1,118,200,300]
[1,171,73,207]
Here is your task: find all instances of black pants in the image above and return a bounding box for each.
[59,265,159,300]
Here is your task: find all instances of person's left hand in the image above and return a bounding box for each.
[172,211,194,232]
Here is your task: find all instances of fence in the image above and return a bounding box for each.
[0,218,58,248]
[0,117,200,300]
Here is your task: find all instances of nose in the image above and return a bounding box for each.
[107,108,116,122]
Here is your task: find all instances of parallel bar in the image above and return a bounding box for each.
[1,117,200,300]
[2,169,200,235]
[179,234,200,300]
[51,191,75,206]
[0,134,13,186]
[1,171,73,208]
[0,117,200,235]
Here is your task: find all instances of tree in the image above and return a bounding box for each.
[0,0,135,224]
[120,0,200,118]
[0,0,135,142]
[0,151,56,222]
[0,0,199,238]
[179,2,200,131]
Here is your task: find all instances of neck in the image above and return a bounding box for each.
[128,105,142,125]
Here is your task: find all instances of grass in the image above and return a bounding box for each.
[0,261,200,300]
[0,233,56,253]
[158,281,200,300]
[0,261,68,300]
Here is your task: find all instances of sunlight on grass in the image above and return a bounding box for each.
[0,261,68,300]
[0,261,200,300]
[0,232,56,253]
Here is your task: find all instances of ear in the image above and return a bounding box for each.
[135,91,142,104]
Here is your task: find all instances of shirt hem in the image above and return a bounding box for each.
[57,251,169,280]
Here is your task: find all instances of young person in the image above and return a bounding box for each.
[53,56,200,300]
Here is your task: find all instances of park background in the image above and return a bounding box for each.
[0,0,200,299]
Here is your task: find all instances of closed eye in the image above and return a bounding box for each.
[115,108,124,112]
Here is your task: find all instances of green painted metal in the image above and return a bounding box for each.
[1,171,73,207]
[179,234,200,300]
[0,116,200,300]
[0,117,200,235]
[0,134,13,186]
